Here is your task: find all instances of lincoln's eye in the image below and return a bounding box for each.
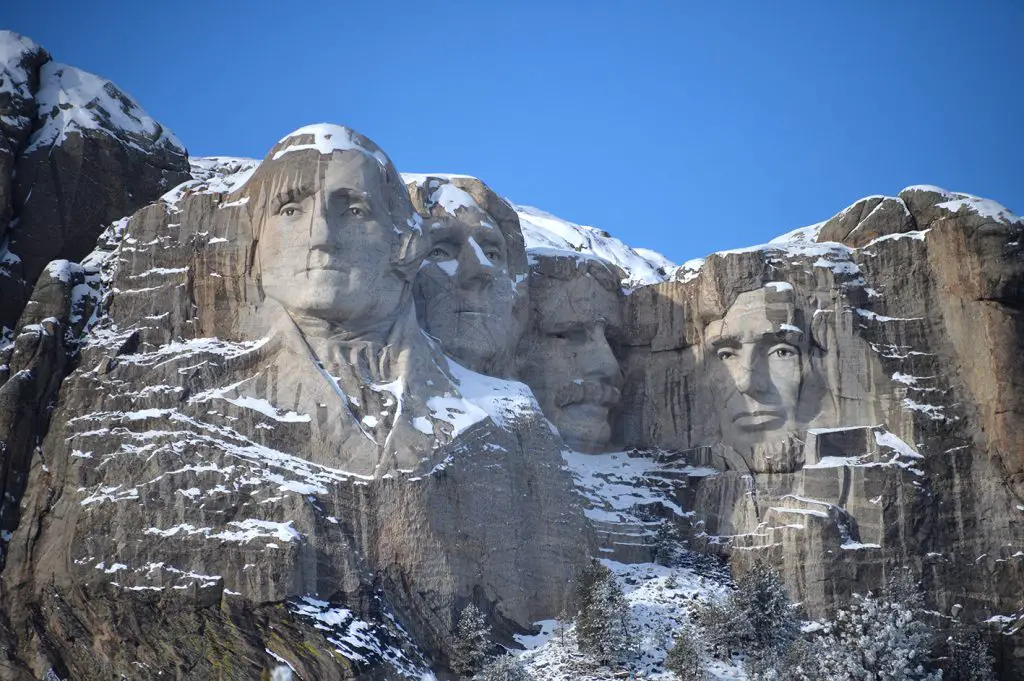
[770,345,798,359]
[348,206,366,218]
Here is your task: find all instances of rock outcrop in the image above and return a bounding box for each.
[0,28,1022,680]
[614,186,1024,669]
[0,30,190,331]
[0,125,590,680]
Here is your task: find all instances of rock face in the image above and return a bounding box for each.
[0,29,1022,680]
[0,30,191,331]
[615,186,1024,668]
[0,125,590,680]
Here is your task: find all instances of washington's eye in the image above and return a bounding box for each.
[770,345,798,359]
[279,204,301,217]
[716,348,737,361]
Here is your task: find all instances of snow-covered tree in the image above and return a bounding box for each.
[731,561,800,659]
[944,618,995,681]
[665,627,709,681]
[693,561,799,664]
[574,560,635,665]
[692,596,739,658]
[474,654,531,681]
[813,572,941,681]
[450,603,491,678]
[745,638,825,681]
[654,520,687,567]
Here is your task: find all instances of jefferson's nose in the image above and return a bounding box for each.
[457,244,495,290]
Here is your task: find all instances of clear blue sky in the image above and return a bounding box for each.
[8,1,1023,264]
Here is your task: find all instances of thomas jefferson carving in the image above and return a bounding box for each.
[407,175,528,377]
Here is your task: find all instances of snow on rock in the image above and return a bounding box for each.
[563,450,709,522]
[25,61,184,155]
[935,194,1023,225]
[288,596,433,679]
[187,156,260,194]
[0,30,44,103]
[272,123,390,168]
[513,203,676,288]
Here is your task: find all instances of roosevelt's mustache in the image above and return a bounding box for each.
[554,380,621,409]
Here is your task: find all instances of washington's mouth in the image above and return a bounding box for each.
[732,410,786,429]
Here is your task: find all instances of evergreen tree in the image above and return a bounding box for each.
[692,561,799,664]
[474,654,532,681]
[574,560,634,665]
[730,561,800,660]
[814,572,941,681]
[665,627,709,681]
[692,597,739,659]
[450,603,491,679]
[654,520,686,567]
[944,618,996,681]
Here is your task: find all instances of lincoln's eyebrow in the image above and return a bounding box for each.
[758,329,802,346]
[709,336,742,350]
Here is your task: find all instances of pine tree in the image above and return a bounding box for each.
[450,603,491,679]
[813,572,941,681]
[692,561,799,664]
[692,597,737,659]
[665,627,709,681]
[654,521,686,567]
[574,560,634,666]
[731,561,800,660]
[474,655,532,681]
[944,618,996,681]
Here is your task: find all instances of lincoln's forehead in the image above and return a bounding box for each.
[706,288,798,344]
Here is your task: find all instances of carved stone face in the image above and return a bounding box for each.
[415,202,517,372]
[520,259,623,452]
[705,287,805,465]
[255,150,409,330]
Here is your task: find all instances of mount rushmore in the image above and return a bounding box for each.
[0,30,1023,680]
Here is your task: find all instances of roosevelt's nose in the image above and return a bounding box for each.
[456,244,496,290]
[586,326,623,388]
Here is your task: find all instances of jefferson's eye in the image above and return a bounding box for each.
[429,247,450,259]
[279,204,301,217]
[348,206,366,218]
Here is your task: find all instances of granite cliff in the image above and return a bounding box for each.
[0,30,1022,680]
